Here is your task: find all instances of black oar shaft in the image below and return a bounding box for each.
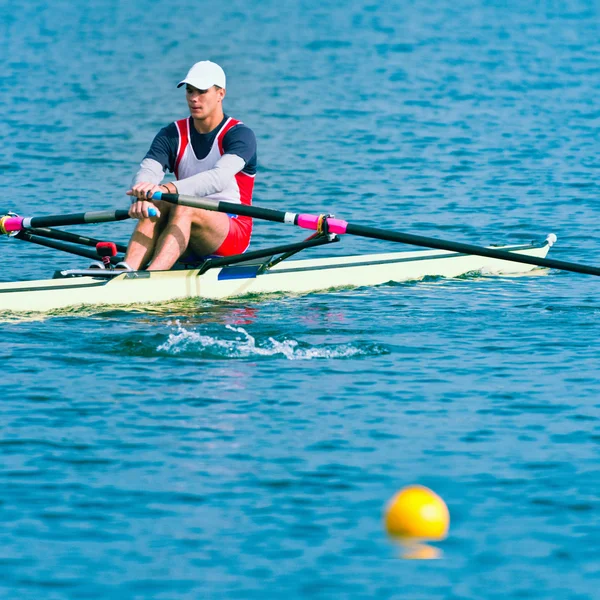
[157,193,287,223]
[27,209,131,229]
[1,209,132,235]
[29,227,128,253]
[16,231,122,263]
[345,224,599,277]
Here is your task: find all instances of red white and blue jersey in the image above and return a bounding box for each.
[144,114,257,206]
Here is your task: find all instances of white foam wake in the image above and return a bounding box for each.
[157,323,381,360]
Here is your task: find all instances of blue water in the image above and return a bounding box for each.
[1,0,599,598]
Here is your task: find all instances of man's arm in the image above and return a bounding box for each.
[131,157,165,187]
[127,125,178,217]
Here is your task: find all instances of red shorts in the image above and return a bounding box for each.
[213,215,252,256]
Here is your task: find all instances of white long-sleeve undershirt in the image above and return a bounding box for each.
[131,154,246,197]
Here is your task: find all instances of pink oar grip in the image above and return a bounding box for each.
[296,214,348,234]
[1,217,24,233]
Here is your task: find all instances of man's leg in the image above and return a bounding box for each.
[123,201,171,270]
[147,206,230,271]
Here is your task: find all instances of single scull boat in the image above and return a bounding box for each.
[0,236,556,312]
[1,191,596,313]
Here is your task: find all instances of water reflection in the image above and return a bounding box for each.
[390,537,444,560]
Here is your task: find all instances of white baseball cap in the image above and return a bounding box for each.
[177,61,226,90]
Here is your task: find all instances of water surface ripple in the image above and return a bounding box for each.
[1,1,599,598]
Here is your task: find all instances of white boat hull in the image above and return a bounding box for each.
[0,239,553,313]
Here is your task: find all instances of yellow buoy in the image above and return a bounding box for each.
[385,484,450,540]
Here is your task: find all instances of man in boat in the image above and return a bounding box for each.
[122,61,257,271]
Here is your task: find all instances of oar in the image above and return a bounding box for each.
[16,231,124,264]
[153,191,600,277]
[25,227,128,253]
[0,207,156,235]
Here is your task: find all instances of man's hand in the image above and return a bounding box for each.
[128,199,161,220]
[126,182,163,219]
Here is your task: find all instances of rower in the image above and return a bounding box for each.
[123,61,257,271]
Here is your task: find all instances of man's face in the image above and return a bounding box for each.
[186,84,225,120]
